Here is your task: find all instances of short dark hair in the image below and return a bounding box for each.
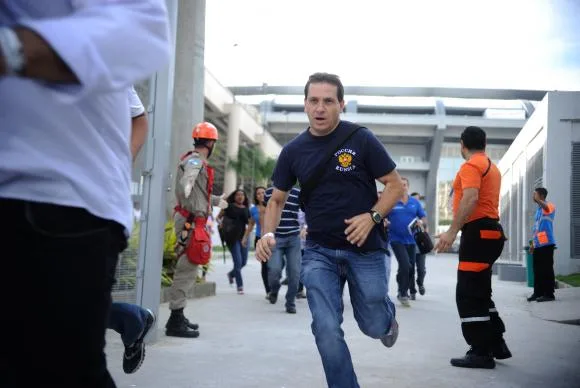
[410,192,419,198]
[401,177,409,184]
[460,126,486,151]
[535,187,548,199]
[253,186,266,205]
[304,72,344,102]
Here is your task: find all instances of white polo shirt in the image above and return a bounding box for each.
[0,1,170,233]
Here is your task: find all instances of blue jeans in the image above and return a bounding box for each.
[301,242,396,388]
[227,240,248,289]
[390,243,416,298]
[108,302,149,346]
[268,234,301,308]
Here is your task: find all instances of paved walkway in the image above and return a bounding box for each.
[105,253,580,388]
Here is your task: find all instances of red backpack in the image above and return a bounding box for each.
[175,151,215,266]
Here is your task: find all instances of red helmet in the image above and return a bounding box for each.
[192,121,218,140]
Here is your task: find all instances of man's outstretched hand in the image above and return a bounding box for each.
[255,235,276,262]
[434,230,457,253]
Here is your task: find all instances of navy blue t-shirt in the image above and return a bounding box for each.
[271,121,396,252]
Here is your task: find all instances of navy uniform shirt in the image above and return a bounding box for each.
[271,121,396,252]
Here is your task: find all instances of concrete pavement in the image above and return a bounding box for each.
[105,253,580,388]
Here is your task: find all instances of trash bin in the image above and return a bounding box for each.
[524,245,534,288]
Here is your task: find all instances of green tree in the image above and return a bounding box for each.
[227,144,277,192]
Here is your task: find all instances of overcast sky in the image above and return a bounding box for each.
[205,0,580,90]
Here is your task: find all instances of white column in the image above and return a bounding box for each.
[224,104,241,195]
[167,0,206,213]
[136,0,179,342]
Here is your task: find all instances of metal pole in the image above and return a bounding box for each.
[135,0,178,342]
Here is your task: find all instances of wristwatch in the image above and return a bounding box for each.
[369,210,382,224]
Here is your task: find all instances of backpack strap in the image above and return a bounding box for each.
[482,157,492,178]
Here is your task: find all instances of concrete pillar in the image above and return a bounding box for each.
[425,99,446,233]
[224,104,241,195]
[167,0,206,212]
[346,99,358,114]
[136,0,179,342]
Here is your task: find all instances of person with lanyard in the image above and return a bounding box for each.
[242,186,268,298]
[527,187,557,302]
[435,126,512,369]
[386,177,428,306]
[256,72,404,388]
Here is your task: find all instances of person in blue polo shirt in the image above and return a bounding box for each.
[528,187,557,302]
[386,178,427,306]
[256,72,404,388]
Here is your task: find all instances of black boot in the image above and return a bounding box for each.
[492,340,512,360]
[450,347,495,369]
[184,318,199,331]
[165,308,200,338]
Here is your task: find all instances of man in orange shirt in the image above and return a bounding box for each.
[435,126,511,369]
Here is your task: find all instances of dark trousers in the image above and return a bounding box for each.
[0,199,125,387]
[108,302,148,346]
[256,237,270,294]
[457,218,507,353]
[409,252,426,294]
[533,245,555,298]
[390,242,416,297]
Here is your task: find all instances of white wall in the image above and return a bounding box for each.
[386,143,428,162]
[545,92,580,275]
[499,91,580,275]
[376,171,426,200]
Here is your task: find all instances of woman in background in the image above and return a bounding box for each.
[218,189,250,294]
[243,187,268,297]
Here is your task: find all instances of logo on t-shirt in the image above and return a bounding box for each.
[335,148,357,172]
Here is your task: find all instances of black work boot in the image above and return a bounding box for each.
[450,347,495,369]
[165,308,200,338]
[184,318,199,331]
[492,340,512,360]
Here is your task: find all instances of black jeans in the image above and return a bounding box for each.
[533,245,555,298]
[409,252,426,294]
[390,243,416,297]
[0,199,125,388]
[256,236,270,294]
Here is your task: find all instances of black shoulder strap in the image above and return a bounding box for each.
[482,157,492,177]
[299,121,363,209]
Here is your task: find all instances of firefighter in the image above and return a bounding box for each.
[435,126,512,369]
[165,121,228,338]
